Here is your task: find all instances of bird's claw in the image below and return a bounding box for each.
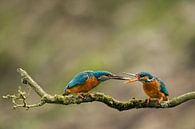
[157,98,163,104]
[76,93,94,99]
[145,98,163,105]
[77,93,85,99]
[87,93,94,98]
[145,98,152,104]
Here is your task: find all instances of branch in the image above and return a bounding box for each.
[2,68,195,111]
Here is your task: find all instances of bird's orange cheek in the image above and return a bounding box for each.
[98,75,109,79]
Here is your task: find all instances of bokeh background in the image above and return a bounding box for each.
[1,0,195,129]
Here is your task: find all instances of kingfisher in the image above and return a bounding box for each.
[124,72,169,103]
[63,70,125,97]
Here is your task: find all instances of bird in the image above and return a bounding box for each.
[63,70,125,97]
[124,72,169,103]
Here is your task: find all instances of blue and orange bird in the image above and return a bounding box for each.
[124,72,169,103]
[63,70,125,97]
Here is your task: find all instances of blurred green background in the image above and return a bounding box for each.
[1,0,195,129]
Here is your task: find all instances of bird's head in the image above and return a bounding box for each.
[93,71,125,82]
[124,72,155,83]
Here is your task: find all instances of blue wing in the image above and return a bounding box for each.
[159,80,169,96]
[64,71,93,91]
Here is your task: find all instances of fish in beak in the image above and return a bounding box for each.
[123,72,139,83]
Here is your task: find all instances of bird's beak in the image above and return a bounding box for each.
[109,74,130,80]
[127,77,139,83]
[123,72,137,77]
[123,72,139,83]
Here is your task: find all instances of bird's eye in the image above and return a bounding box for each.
[139,74,144,77]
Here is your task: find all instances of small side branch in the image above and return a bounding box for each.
[2,86,46,110]
[2,68,195,111]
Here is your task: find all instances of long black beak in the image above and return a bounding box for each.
[109,74,130,80]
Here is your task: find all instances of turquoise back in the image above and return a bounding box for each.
[64,70,112,92]
[64,71,93,92]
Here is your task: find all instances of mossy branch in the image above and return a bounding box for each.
[2,68,195,111]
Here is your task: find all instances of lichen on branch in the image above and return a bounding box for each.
[2,68,195,111]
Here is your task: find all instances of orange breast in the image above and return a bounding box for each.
[67,76,100,93]
[143,80,163,99]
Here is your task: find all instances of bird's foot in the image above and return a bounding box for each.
[76,93,85,99]
[145,98,152,104]
[157,98,163,104]
[87,93,94,98]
